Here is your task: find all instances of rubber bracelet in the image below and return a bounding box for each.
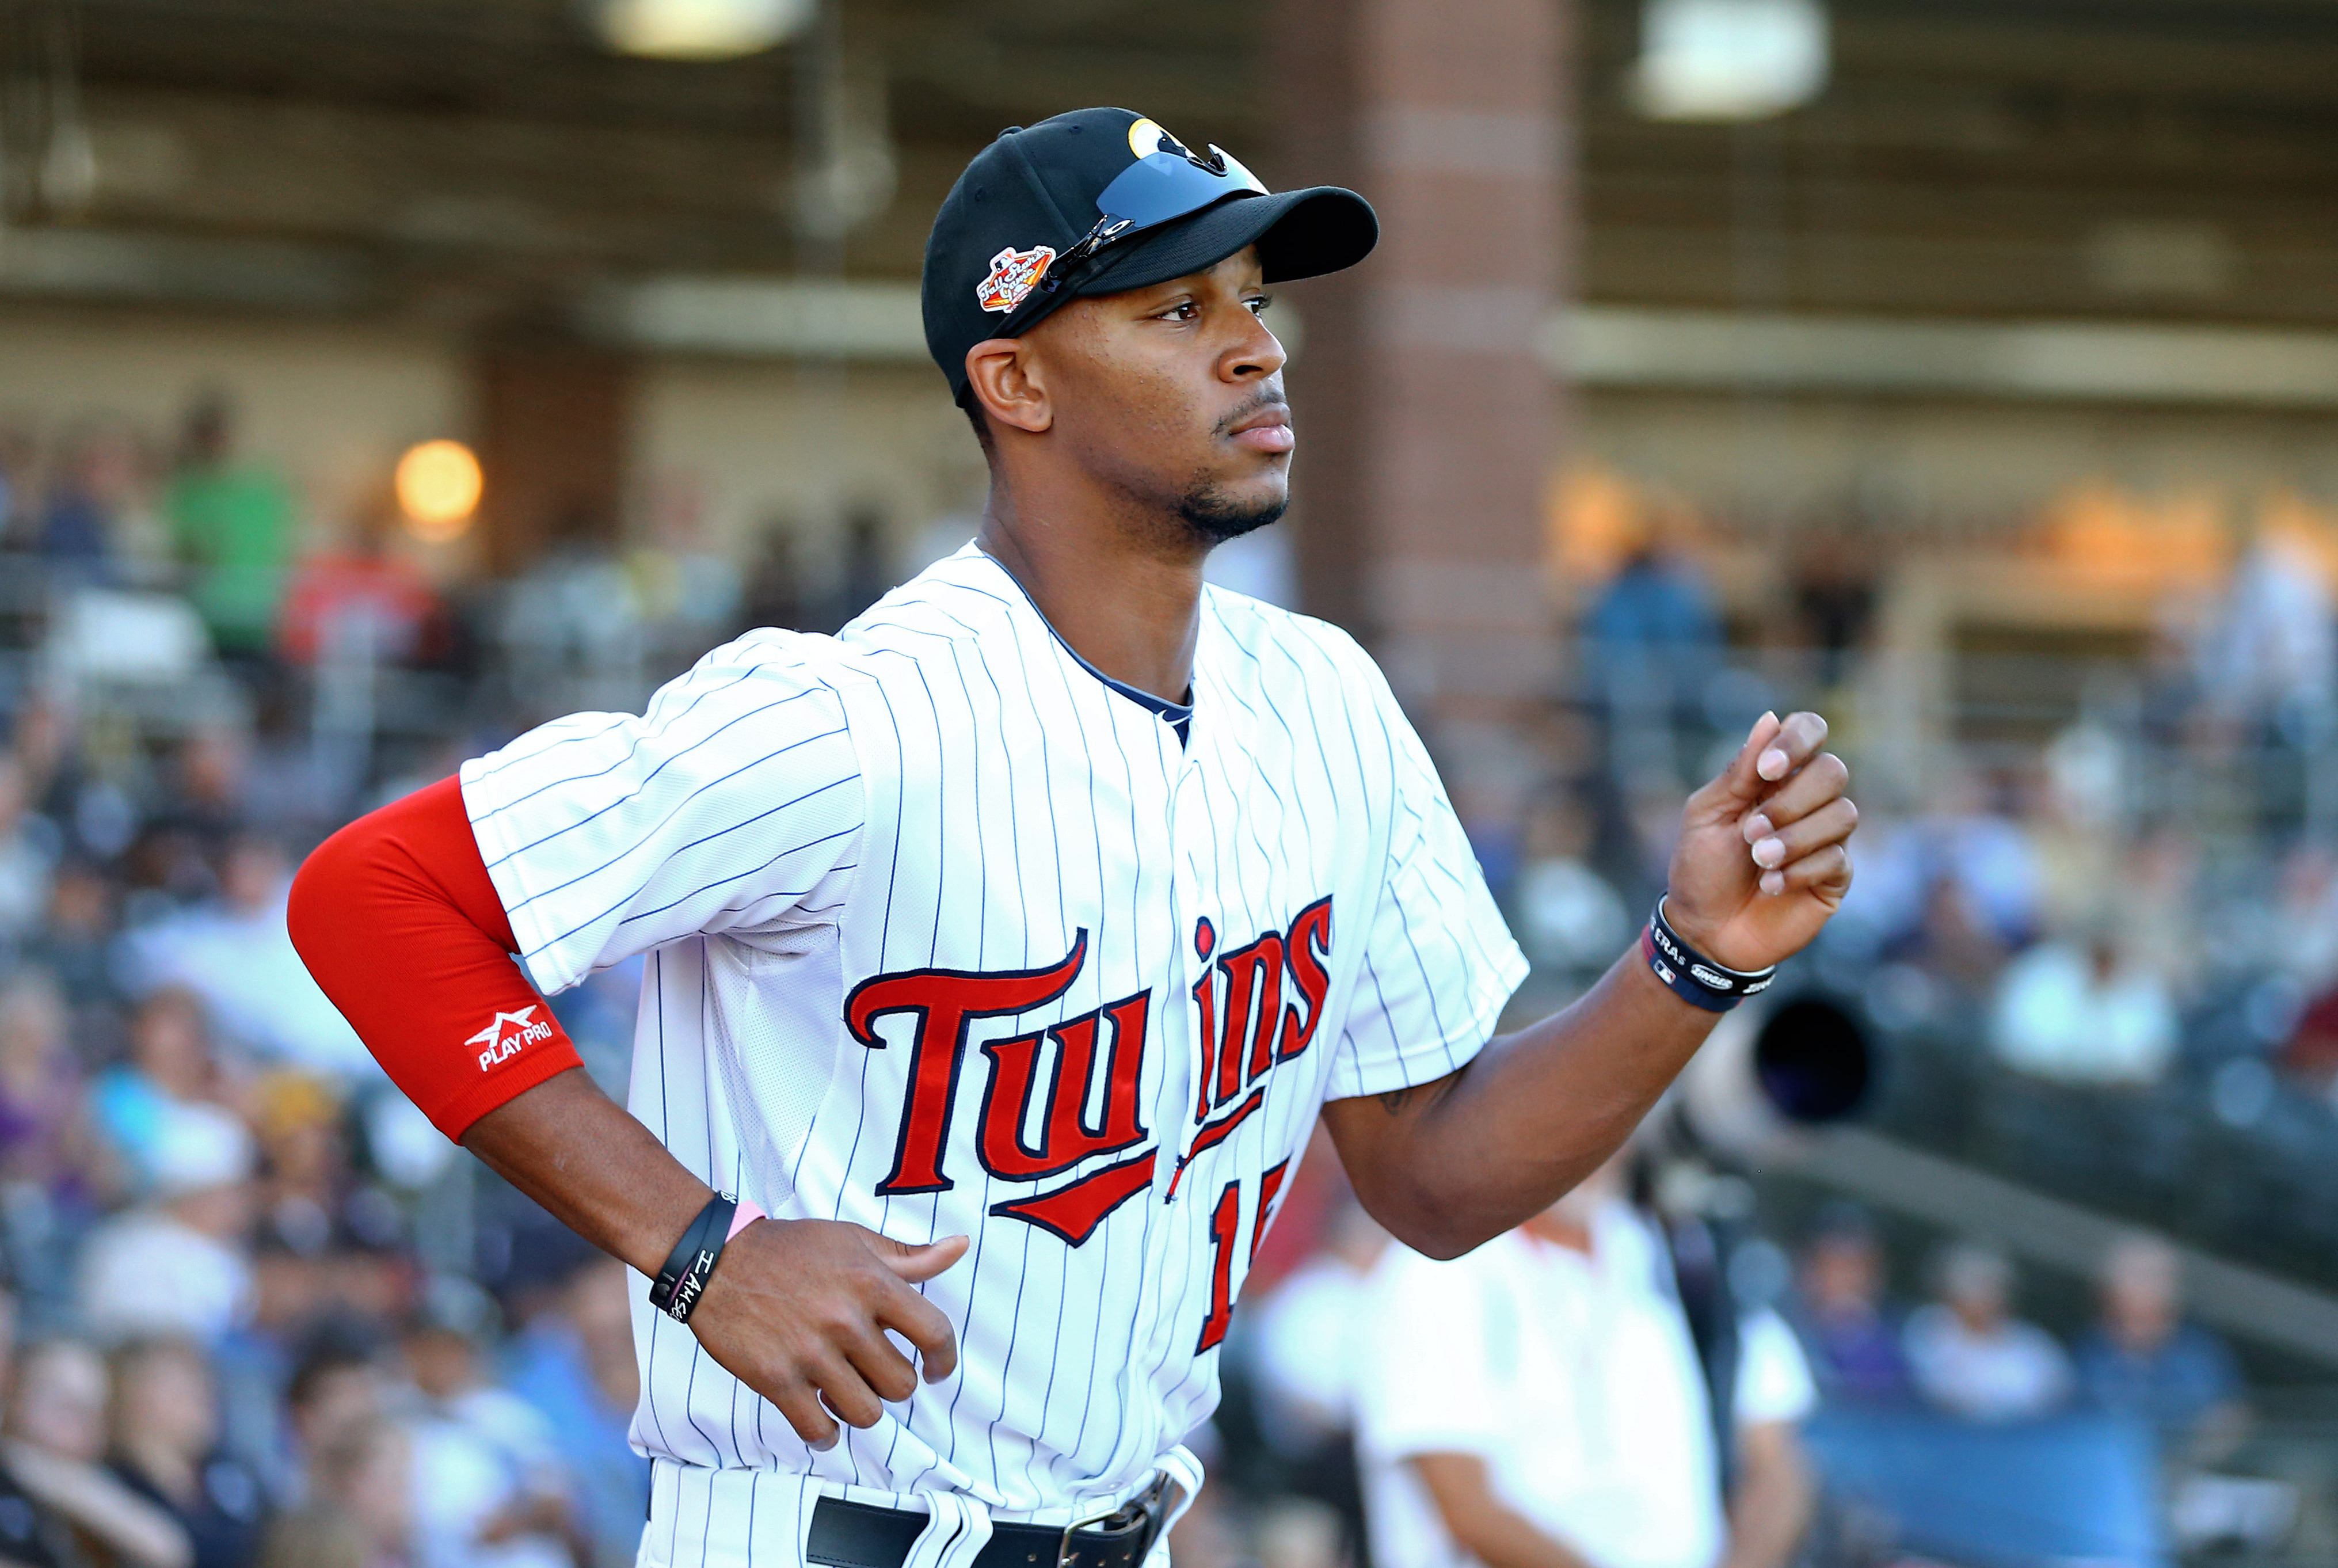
[647,1192,738,1325]
[1642,897,1776,1014]
[726,1199,766,1243]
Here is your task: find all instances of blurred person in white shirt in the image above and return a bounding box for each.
[1903,1241,2070,1422]
[1511,794,1632,983]
[1252,1200,1388,1447]
[1353,1155,1815,1568]
[1989,933,2179,1087]
[78,1104,257,1345]
[117,834,374,1084]
[399,1316,581,1568]
[1248,1200,1389,1567]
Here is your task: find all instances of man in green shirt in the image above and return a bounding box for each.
[167,397,294,656]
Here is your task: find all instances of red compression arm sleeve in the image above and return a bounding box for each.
[290,776,585,1141]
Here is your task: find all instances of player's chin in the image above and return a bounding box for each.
[1220,459,1291,511]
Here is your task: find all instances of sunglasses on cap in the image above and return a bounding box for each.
[1036,119,1270,298]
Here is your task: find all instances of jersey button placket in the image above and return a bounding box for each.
[1162,762,1216,1201]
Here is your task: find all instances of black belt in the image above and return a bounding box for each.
[806,1475,1175,1568]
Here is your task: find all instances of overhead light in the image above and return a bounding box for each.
[1631,0,1829,122]
[593,0,812,60]
[395,440,482,542]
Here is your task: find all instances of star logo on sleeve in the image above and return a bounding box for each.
[469,1005,555,1072]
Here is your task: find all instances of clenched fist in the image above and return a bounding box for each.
[1664,711,1856,974]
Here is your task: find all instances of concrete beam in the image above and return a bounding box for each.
[1555,306,2338,409]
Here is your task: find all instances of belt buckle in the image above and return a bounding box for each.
[1056,1475,1170,1568]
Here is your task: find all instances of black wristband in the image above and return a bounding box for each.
[1642,898,1776,1013]
[647,1192,738,1325]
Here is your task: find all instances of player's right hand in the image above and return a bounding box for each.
[688,1217,968,1449]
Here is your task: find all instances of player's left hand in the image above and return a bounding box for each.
[1663,711,1855,974]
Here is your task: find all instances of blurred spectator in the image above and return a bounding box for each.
[92,986,236,1189]
[2194,530,2334,734]
[738,520,804,636]
[77,1103,256,1344]
[3,1335,194,1568]
[278,504,443,670]
[257,1503,370,1568]
[1990,932,2179,1086]
[1905,1242,2070,1422]
[403,1316,580,1568]
[168,727,254,858]
[1848,774,2040,975]
[0,424,32,544]
[0,970,110,1204]
[1248,1201,1387,1567]
[1790,536,1877,691]
[2269,843,2338,985]
[1583,541,1720,791]
[29,859,124,1014]
[503,1259,649,1568]
[285,1337,389,1502]
[35,429,121,587]
[1510,793,1631,980]
[2074,1235,2246,1466]
[1354,1156,1814,1568]
[107,1336,269,1568]
[0,752,58,949]
[2115,829,2202,1003]
[252,1072,351,1259]
[304,1418,413,1568]
[498,531,646,716]
[2281,985,2338,1091]
[167,395,295,660]
[1783,1203,1912,1406]
[117,834,373,1083]
[626,478,744,668]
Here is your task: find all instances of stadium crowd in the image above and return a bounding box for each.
[0,396,2329,1567]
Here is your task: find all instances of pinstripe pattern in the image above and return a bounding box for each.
[455,545,1525,1559]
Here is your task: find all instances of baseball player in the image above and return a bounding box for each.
[290,106,1857,1568]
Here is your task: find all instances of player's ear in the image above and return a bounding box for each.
[965,338,1052,437]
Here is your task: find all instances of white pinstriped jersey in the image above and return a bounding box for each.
[459,543,1525,1555]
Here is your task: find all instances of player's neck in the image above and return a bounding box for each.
[976,481,1204,706]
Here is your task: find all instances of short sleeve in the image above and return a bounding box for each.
[1353,1247,1510,1463]
[460,633,865,995]
[1735,1308,1819,1428]
[1327,671,1529,1101]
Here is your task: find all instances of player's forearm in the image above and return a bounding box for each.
[1410,1455,1596,1568]
[460,1067,713,1277]
[1721,1422,1815,1568]
[1327,949,1715,1258]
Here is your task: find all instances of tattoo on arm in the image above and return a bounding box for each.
[1377,1086,1414,1116]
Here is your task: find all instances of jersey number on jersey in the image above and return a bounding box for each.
[1195,1157,1291,1352]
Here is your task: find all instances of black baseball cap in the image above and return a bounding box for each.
[923,107,1379,405]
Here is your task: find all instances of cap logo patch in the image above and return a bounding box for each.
[1127,116,1193,161]
[977,244,1055,313]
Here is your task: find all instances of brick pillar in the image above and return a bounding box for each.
[1272,0,1572,876]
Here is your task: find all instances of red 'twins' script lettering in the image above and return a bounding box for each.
[847,932,1088,1196]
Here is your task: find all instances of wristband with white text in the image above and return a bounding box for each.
[647,1192,738,1325]
[1642,897,1776,1013]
